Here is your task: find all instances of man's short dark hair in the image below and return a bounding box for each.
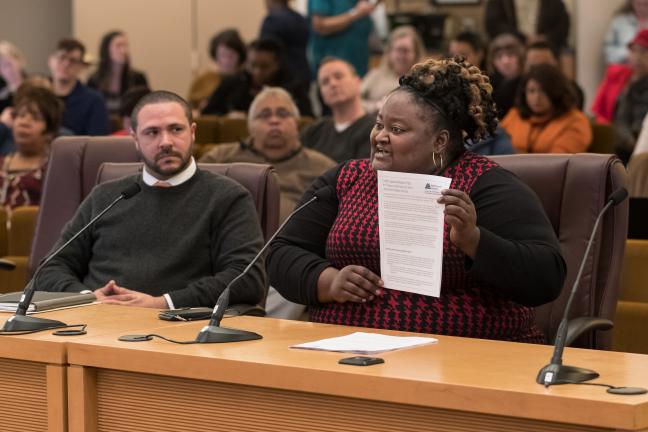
[248,37,284,63]
[318,56,358,76]
[452,31,485,54]
[130,90,193,131]
[56,38,86,58]
[527,41,560,60]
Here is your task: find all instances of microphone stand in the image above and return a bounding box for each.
[195,191,326,343]
[2,185,141,332]
[537,188,627,387]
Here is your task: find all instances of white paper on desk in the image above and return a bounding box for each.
[377,170,451,297]
[291,332,437,354]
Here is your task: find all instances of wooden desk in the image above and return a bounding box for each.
[66,316,648,432]
[0,305,188,432]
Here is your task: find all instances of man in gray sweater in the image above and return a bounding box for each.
[38,91,267,309]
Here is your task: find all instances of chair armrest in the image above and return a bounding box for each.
[564,316,613,347]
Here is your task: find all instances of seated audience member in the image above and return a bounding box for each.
[260,0,310,91]
[188,29,247,114]
[201,87,335,320]
[268,57,565,342]
[604,0,648,65]
[112,85,151,136]
[200,87,335,222]
[0,77,67,155]
[502,64,591,153]
[592,30,648,124]
[591,64,633,124]
[48,38,109,136]
[0,86,62,215]
[613,29,648,163]
[525,41,584,110]
[487,33,526,118]
[0,40,27,113]
[448,31,486,70]
[302,57,374,162]
[360,26,425,112]
[38,91,266,309]
[202,37,312,117]
[87,31,149,115]
[485,0,570,50]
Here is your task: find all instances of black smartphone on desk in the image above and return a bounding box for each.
[338,356,384,366]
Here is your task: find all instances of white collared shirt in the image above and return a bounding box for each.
[141,157,197,309]
[142,156,197,187]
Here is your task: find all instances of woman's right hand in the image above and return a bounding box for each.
[317,266,384,303]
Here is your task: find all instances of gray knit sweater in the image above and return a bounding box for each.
[37,170,267,308]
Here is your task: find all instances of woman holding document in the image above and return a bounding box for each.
[268,57,566,342]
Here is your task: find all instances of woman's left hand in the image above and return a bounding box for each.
[438,189,480,258]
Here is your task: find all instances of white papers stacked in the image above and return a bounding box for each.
[291,331,437,354]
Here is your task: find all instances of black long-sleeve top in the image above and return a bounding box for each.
[268,154,566,341]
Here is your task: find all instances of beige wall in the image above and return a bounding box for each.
[574,0,624,114]
[0,0,72,75]
[73,0,265,97]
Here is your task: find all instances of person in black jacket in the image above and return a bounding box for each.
[485,0,570,50]
[260,0,311,91]
[202,37,313,117]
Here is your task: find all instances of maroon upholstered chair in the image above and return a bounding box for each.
[29,136,140,273]
[30,137,280,275]
[491,153,628,349]
[96,162,280,242]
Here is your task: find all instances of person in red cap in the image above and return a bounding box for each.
[613,28,648,163]
[592,29,648,124]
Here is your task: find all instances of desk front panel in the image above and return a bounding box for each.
[66,316,648,431]
[0,304,194,432]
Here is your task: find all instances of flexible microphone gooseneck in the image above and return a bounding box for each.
[194,185,335,344]
[537,187,627,387]
[1,183,142,332]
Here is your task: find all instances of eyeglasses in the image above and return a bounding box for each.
[253,108,295,120]
[54,52,84,66]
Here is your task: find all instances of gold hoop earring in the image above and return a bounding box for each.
[433,152,439,169]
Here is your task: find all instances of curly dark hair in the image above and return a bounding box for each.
[13,85,63,136]
[516,64,576,120]
[396,56,498,151]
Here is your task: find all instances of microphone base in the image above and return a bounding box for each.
[536,363,599,386]
[1,315,67,332]
[195,325,262,344]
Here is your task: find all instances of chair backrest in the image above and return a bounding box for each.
[96,162,280,242]
[29,136,141,272]
[491,153,628,349]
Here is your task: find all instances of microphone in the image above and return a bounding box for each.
[2,183,142,332]
[195,185,335,343]
[537,187,628,387]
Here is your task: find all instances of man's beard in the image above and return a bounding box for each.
[142,148,191,179]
